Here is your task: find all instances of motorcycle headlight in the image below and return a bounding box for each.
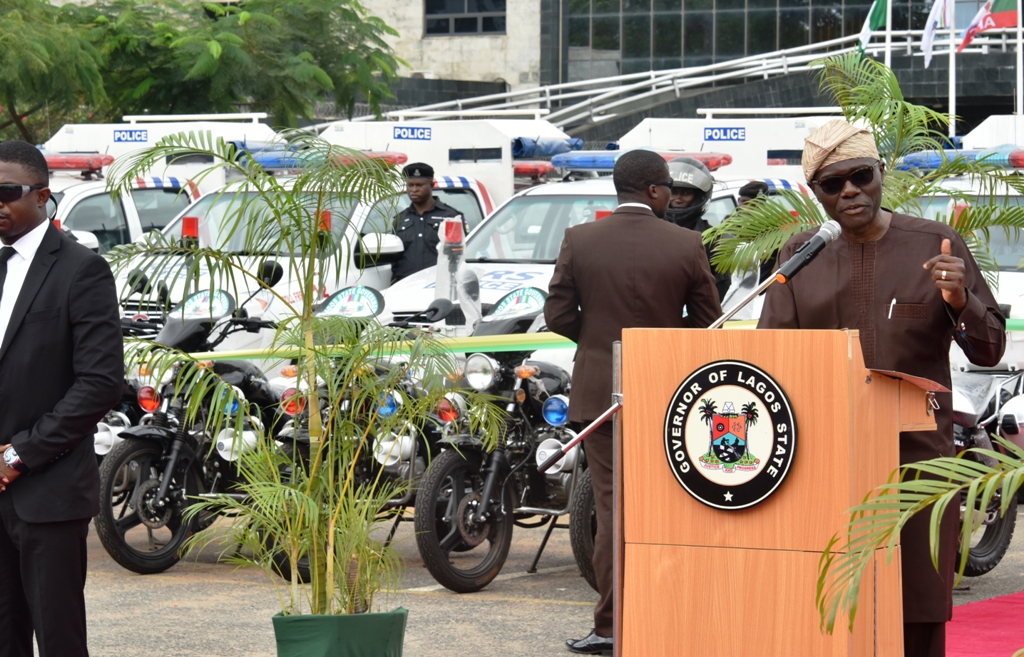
[218,385,245,416]
[377,391,402,419]
[542,395,570,427]
[465,354,499,391]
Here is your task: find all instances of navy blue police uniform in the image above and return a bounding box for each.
[392,197,465,281]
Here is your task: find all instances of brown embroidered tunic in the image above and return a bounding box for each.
[757,212,1006,623]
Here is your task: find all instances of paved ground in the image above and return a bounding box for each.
[79,509,1024,656]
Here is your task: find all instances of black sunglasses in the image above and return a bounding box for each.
[811,163,879,196]
[644,179,674,189]
[0,184,44,204]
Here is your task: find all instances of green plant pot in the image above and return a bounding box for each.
[272,607,407,657]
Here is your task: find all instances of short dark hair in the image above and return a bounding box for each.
[738,181,769,199]
[612,150,668,196]
[0,141,49,185]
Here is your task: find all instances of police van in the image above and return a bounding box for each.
[40,113,278,195]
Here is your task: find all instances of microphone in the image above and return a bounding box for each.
[774,220,841,284]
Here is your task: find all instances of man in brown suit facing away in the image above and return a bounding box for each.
[545,150,723,655]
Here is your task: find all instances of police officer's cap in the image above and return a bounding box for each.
[403,163,434,180]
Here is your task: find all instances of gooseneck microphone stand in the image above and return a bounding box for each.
[708,275,777,329]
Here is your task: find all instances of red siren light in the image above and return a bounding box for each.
[655,151,733,172]
[319,210,332,232]
[181,216,199,239]
[513,161,556,177]
[44,153,115,172]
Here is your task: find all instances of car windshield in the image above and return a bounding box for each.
[465,194,617,263]
[163,192,357,253]
[919,195,1024,271]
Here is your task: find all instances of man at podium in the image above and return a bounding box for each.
[546,149,722,654]
[757,119,1006,657]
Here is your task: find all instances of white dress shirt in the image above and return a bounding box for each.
[0,220,50,346]
[615,202,653,212]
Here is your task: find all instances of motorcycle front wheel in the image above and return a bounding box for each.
[958,495,1018,577]
[95,439,198,574]
[568,467,598,592]
[414,449,514,593]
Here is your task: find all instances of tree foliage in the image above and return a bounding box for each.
[0,0,402,142]
[705,53,1024,283]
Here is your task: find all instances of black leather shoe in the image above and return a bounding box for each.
[566,629,613,655]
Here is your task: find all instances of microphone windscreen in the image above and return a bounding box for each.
[818,220,842,243]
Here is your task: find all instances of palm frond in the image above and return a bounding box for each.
[817,439,1024,633]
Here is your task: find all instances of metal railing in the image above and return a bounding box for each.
[338,28,1022,134]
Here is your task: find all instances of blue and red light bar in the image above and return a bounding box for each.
[551,150,733,172]
[897,145,1024,171]
[245,149,408,170]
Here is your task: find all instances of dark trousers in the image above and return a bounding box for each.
[904,622,945,657]
[582,422,614,638]
[0,492,90,657]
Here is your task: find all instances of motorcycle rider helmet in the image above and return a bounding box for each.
[664,157,714,229]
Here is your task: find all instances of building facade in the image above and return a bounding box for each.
[365,0,993,90]
[361,0,543,89]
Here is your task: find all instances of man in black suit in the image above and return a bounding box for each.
[545,150,722,655]
[0,141,123,657]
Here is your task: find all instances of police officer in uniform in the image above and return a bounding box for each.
[392,162,465,281]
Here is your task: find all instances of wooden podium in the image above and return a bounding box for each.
[614,328,938,657]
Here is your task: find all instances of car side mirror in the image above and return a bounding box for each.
[355,233,405,268]
[125,269,150,296]
[260,259,284,287]
[71,230,100,252]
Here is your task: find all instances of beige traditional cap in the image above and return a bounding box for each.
[802,119,881,182]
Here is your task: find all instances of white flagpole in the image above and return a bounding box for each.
[885,0,893,66]
[1017,0,1023,117]
[949,0,957,138]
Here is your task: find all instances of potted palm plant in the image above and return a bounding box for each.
[105,133,500,656]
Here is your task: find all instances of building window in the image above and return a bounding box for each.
[425,0,507,36]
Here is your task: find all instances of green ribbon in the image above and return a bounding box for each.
[186,319,761,361]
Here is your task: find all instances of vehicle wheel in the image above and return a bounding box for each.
[94,439,198,574]
[265,534,312,584]
[414,449,514,593]
[959,496,1018,577]
[569,467,598,592]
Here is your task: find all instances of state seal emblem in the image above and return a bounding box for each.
[663,360,797,510]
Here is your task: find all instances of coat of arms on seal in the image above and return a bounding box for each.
[663,360,797,510]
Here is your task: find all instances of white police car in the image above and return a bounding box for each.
[45,154,201,254]
[378,174,808,327]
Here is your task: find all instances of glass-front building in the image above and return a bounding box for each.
[566,0,946,81]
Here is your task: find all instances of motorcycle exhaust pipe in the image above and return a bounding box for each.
[537,402,622,474]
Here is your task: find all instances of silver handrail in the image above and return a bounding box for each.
[328,28,1021,134]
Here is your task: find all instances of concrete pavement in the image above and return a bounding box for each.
[79,510,1024,656]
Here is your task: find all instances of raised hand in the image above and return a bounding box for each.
[923,238,967,313]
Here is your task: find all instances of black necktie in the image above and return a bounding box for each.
[0,247,17,308]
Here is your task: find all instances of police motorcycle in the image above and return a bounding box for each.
[264,285,455,582]
[94,263,286,574]
[413,286,585,594]
[94,270,172,460]
[950,369,1024,576]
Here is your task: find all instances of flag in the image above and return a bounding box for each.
[921,0,947,68]
[959,0,1017,52]
[858,0,888,50]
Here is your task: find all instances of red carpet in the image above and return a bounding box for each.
[948,591,1024,656]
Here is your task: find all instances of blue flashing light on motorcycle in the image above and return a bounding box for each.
[542,395,570,427]
[377,391,401,419]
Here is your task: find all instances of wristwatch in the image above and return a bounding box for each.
[3,447,27,474]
